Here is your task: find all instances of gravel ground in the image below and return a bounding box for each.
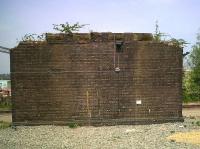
[0,118,200,149]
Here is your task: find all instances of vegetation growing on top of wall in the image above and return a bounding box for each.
[53,22,88,34]
[168,38,189,48]
[153,20,167,42]
[20,22,88,42]
[21,33,45,42]
[153,21,188,48]
[19,21,188,49]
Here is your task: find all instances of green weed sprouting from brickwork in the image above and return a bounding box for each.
[21,33,45,42]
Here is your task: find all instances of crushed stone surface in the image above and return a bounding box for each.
[0,118,200,149]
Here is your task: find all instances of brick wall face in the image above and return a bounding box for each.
[11,33,183,125]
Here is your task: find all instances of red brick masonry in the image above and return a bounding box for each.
[11,32,183,126]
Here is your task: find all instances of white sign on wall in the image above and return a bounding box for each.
[136,100,142,105]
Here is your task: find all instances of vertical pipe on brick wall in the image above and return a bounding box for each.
[97,90,100,117]
[86,91,91,125]
[117,73,120,117]
[113,34,116,69]
[117,54,120,68]
[86,91,90,115]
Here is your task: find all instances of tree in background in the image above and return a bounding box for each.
[183,32,200,102]
[153,21,192,102]
[0,74,10,80]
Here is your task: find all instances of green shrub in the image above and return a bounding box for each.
[182,70,200,103]
[68,122,78,128]
[0,102,12,109]
[0,96,12,110]
[0,121,11,129]
[196,121,200,126]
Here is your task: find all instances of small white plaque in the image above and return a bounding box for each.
[136,100,142,105]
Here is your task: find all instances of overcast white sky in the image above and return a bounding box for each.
[0,0,200,73]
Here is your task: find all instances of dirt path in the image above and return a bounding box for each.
[0,113,12,122]
[182,108,200,118]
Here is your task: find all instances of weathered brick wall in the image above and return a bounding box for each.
[11,33,183,125]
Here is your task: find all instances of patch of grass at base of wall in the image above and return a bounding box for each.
[0,103,12,110]
[0,121,11,129]
[68,122,79,128]
[0,96,12,110]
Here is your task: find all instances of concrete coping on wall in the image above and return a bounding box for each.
[45,32,153,44]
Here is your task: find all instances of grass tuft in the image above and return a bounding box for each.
[196,121,200,126]
[68,122,78,128]
[0,121,11,129]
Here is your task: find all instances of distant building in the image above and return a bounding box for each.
[0,80,10,89]
[0,80,11,96]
